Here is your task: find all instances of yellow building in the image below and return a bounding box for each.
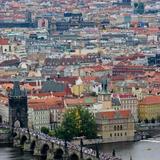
[71,84,84,96]
[96,110,135,143]
[138,96,160,121]
[71,77,85,96]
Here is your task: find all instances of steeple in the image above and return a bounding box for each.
[9,81,26,97]
[98,78,112,109]
[101,79,108,94]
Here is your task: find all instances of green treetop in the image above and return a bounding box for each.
[55,107,97,141]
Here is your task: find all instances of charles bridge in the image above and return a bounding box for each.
[0,124,121,160]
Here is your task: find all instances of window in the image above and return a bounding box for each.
[110,133,112,137]
[117,125,119,131]
[117,133,119,136]
[121,133,123,136]
[114,126,116,131]
[120,125,122,130]
[114,133,116,137]
[125,132,127,136]
[9,46,11,52]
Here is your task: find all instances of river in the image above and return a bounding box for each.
[1,139,160,160]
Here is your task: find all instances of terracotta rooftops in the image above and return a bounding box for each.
[97,110,131,119]
[0,38,9,45]
[139,96,160,105]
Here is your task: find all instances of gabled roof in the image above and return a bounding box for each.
[41,80,65,92]
[97,110,131,119]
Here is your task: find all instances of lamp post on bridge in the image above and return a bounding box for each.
[80,138,83,159]
[95,136,102,159]
[74,136,85,159]
[95,141,99,159]
[27,128,31,141]
[64,138,67,153]
[63,138,68,160]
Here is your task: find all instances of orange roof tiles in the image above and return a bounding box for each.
[139,96,160,105]
[31,92,66,97]
[98,110,131,119]
[29,96,64,111]
[29,96,62,105]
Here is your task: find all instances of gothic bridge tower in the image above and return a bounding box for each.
[8,81,28,129]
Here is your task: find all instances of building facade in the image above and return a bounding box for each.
[8,81,28,128]
[138,96,160,121]
[96,110,135,143]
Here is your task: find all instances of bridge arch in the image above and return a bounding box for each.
[41,143,49,159]
[69,153,79,160]
[30,140,36,153]
[20,135,27,146]
[54,148,64,160]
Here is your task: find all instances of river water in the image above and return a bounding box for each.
[1,139,160,160]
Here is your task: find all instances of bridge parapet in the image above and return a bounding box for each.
[0,126,121,160]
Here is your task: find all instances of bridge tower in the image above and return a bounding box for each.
[8,81,28,129]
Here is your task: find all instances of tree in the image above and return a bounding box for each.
[55,109,79,141]
[79,108,97,139]
[48,130,55,137]
[41,127,49,134]
[144,118,149,124]
[55,107,97,141]
[157,116,160,122]
[151,118,155,123]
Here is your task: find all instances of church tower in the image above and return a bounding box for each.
[98,79,112,109]
[8,81,28,128]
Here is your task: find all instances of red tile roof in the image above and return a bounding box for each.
[139,96,160,105]
[97,110,131,119]
[30,92,66,97]
[0,39,9,45]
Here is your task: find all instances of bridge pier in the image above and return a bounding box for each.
[23,141,31,152]
[34,147,41,156]
[46,150,54,160]
[13,138,21,148]
[63,152,69,160]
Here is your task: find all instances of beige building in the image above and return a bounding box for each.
[96,109,135,143]
[28,106,50,130]
[28,104,64,130]
[28,96,64,130]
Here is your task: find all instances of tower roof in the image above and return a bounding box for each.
[9,81,27,97]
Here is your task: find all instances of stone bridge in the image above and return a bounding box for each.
[0,124,121,160]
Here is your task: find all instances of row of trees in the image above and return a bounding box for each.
[139,116,160,124]
[41,107,97,141]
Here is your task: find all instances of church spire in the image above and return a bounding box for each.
[9,81,26,97]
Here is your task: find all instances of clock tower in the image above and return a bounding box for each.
[8,81,28,128]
